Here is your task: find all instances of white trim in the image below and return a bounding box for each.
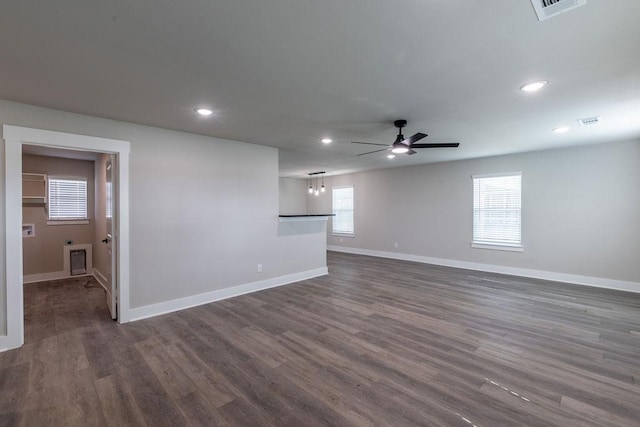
[93,268,109,292]
[278,216,330,222]
[327,246,640,294]
[471,242,524,252]
[471,171,522,179]
[22,269,105,288]
[23,272,94,284]
[3,125,131,351]
[3,133,24,351]
[48,174,88,181]
[23,271,68,284]
[47,220,91,226]
[128,267,328,322]
[0,336,17,353]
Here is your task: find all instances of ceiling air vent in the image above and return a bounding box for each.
[530,0,586,21]
[577,116,600,127]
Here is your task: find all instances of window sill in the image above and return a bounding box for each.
[47,220,90,226]
[471,242,523,252]
[332,233,355,238]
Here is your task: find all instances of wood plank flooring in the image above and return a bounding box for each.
[1,252,640,426]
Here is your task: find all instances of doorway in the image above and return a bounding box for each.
[3,125,131,351]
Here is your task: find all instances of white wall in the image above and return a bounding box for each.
[310,140,640,286]
[0,100,327,337]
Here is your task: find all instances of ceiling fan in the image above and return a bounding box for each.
[352,119,460,156]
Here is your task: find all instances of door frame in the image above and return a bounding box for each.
[3,125,131,351]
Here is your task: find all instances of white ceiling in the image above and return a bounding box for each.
[1,1,639,177]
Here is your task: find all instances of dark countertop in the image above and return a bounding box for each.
[278,214,335,217]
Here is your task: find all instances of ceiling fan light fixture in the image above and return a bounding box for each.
[195,108,213,116]
[391,144,409,154]
[520,80,548,92]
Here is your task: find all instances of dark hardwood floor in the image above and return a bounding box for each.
[1,252,640,426]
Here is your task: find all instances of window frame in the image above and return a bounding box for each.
[331,185,355,237]
[47,175,90,225]
[471,172,523,252]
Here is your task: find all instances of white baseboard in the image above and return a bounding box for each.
[23,271,67,284]
[22,271,94,284]
[93,268,108,292]
[128,267,329,322]
[0,335,22,353]
[327,245,640,294]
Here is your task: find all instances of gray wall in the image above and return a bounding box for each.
[0,99,327,335]
[278,178,307,214]
[22,154,95,275]
[309,140,640,283]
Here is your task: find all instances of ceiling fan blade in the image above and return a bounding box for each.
[407,149,417,155]
[411,142,460,148]
[351,141,389,146]
[402,132,427,146]
[357,148,388,156]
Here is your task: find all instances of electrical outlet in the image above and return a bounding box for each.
[257,264,263,273]
[394,242,398,248]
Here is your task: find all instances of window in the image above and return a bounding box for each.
[105,181,113,219]
[472,172,522,251]
[332,186,354,235]
[48,176,88,222]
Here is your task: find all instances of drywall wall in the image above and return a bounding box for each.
[309,140,640,284]
[0,99,327,338]
[279,178,307,214]
[22,154,95,276]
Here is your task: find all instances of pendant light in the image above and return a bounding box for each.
[308,171,326,196]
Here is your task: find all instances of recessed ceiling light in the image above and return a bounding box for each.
[195,108,213,116]
[552,126,570,133]
[520,81,548,92]
[577,116,601,127]
[386,154,396,159]
[321,138,333,144]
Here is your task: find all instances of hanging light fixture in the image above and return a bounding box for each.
[391,134,409,154]
[308,171,326,196]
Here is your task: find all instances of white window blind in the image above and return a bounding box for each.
[473,173,522,247]
[332,186,354,235]
[106,181,113,219]
[48,177,88,220]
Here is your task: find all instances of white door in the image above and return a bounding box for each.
[104,156,117,320]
